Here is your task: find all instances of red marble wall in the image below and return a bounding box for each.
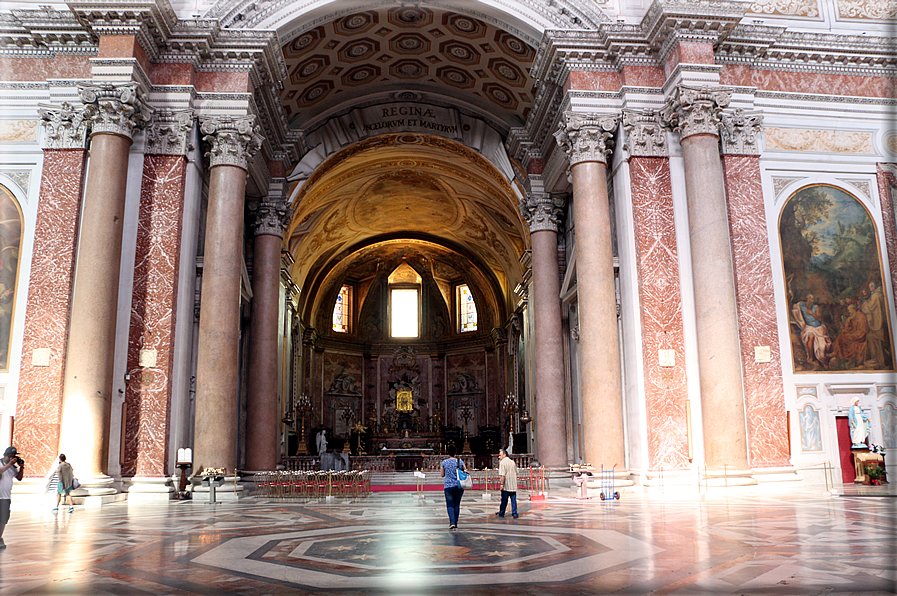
[629,157,690,470]
[876,165,897,313]
[15,150,86,475]
[121,155,187,477]
[720,66,894,99]
[722,155,790,467]
[0,55,91,82]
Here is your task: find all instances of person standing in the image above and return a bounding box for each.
[54,454,75,513]
[1,446,25,549]
[496,448,518,519]
[440,444,465,530]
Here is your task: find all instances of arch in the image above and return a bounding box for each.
[779,183,895,373]
[0,183,23,372]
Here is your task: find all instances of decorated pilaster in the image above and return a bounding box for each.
[661,85,751,477]
[519,180,567,468]
[245,183,291,471]
[14,103,89,476]
[554,112,626,471]
[621,108,690,471]
[193,115,263,474]
[121,110,194,489]
[58,82,150,488]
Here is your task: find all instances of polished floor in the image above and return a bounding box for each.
[1,484,895,595]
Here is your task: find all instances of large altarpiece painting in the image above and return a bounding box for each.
[0,185,21,372]
[780,184,895,372]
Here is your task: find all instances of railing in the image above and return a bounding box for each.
[283,453,534,473]
[255,470,371,499]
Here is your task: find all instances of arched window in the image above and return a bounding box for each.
[332,285,352,333]
[389,262,420,338]
[457,284,477,332]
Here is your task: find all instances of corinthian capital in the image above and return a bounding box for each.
[146,109,194,156]
[622,108,668,158]
[199,115,264,170]
[719,108,763,155]
[79,82,151,139]
[251,194,292,237]
[661,85,731,140]
[519,192,565,233]
[554,112,619,166]
[38,102,89,149]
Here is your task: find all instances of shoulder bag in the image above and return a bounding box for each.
[456,457,473,489]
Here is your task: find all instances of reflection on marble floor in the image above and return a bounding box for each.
[1,487,895,595]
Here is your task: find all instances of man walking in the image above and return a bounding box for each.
[495,448,518,519]
[1,446,25,549]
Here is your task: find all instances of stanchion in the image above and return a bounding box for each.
[530,466,546,501]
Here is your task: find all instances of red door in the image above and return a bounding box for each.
[835,416,855,484]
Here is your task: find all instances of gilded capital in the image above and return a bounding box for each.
[146,109,194,156]
[622,108,668,158]
[719,108,763,155]
[252,195,292,237]
[199,115,264,170]
[38,102,89,150]
[554,112,619,166]
[661,85,732,140]
[79,82,151,140]
[520,192,565,233]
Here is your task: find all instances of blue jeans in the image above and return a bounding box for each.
[499,490,517,516]
[444,486,464,525]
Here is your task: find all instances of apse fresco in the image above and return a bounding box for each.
[780,184,894,373]
[0,185,21,372]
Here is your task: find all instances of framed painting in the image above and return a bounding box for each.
[780,184,894,373]
[0,185,21,372]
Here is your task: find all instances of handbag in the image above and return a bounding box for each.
[456,458,472,489]
[72,478,81,490]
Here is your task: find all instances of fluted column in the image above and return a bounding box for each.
[554,113,626,470]
[662,85,749,472]
[520,187,567,468]
[245,190,291,471]
[58,83,150,484]
[193,115,263,474]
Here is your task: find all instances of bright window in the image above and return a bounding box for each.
[391,288,419,337]
[332,285,351,333]
[458,284,477,332]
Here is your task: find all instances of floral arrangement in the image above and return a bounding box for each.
[866,465,885,485]
[870,444,886,454]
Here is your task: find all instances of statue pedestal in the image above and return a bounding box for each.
[853,450,885,485]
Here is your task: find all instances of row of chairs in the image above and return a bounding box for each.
[256,470,371,499]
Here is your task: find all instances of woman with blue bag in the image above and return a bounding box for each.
[440,444,469,530]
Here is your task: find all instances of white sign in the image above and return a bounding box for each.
[32,347,51,367]
[139,349,158,368]
[658,349,676,367]
[754,346,771,363]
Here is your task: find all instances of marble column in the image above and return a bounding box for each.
[193,115,263,474]
[58,83,150,483]
[14,103,89,476]
[719,110,790,468]
[520,187,568,468]
[621,109,690,470]
[245,192,290,471]
[661,85,749,472]
[121,110,194,480]
[554,113,626,470]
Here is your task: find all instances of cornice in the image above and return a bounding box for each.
[641,0,753,63]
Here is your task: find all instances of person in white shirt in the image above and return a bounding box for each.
[1,446,25,549]
[495,448,518,519]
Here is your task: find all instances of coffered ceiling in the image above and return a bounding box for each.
[279,7,536,132]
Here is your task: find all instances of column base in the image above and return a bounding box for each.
[190,475,245,501]
[123,476,176,502]
[700,468,758,488]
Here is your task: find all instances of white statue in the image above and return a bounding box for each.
[507,432,514,455]
[316,429,328,454]
[849,397,870,448]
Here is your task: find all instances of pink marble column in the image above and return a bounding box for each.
[622,109,690,470]
[876,165,897,308]
[720,111,790,467]
[520,188,567,468]
[245,195,289,471]
[14,105,89,475]
[555,113,626,470]
[58,83,150,482]
[662,86,749,472]
[193,115,263,474]
[121,112,193,477]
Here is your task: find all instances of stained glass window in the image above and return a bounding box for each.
[459,284,477,332]
[332,285,351,333]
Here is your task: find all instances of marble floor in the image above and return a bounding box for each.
[0,485,895,595]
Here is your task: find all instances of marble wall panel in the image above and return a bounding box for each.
[875,165,897,311]
[121,155,187,477]
[445,351,488,430]
[0,55,90,82]
[149,63,194,86]
[764,128,874,154]
[628,157,690,470]
[664,42,715,78]
[719,66,894,99]
[195,71,252,93]
[622,65,666,88]
[0,120,38,143]
[15,150,86,474]
[722,155,790,467]
[565,71,623,92]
